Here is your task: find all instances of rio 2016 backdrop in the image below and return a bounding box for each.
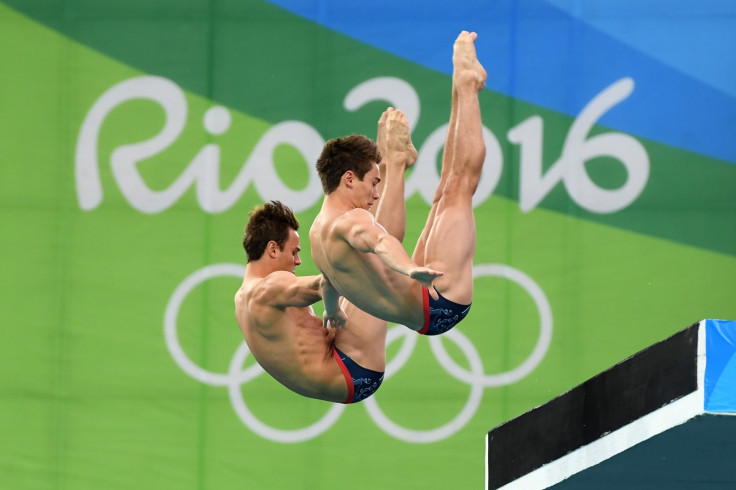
[1,1,734,489]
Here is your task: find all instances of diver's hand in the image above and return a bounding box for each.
[409,267,444,299]
[323,305,348,330]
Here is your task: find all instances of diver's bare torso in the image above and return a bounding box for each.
[234,277,347,403]
[310,207,425,329]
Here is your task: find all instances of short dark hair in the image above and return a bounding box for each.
[242,201,300,262]
[316,134,382,194]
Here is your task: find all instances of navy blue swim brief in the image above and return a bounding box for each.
[418,286,471,336]
[332,346,384,404]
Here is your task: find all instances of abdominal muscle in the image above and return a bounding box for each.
[240,305,347,402]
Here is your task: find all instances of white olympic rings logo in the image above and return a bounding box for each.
[164,263,552,444]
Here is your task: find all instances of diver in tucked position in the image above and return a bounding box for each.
[310,31,487,336]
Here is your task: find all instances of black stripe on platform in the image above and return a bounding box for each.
[487,323,700,489]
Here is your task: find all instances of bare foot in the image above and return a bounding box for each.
[453,31,487,91]
[377,107,417,170]
[376,108,389,158]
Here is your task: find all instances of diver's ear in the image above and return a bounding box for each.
[266,240,279,258]
[343,170,355,188]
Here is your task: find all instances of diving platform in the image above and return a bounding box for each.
[486,319,736,489]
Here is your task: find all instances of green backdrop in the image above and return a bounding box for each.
[1,2,734,489]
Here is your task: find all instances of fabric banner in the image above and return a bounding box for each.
[1,1,735,488]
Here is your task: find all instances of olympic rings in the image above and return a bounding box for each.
[164,263,553,444]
